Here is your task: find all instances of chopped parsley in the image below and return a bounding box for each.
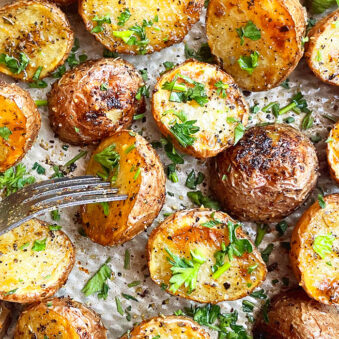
[32,162,46,175]
[184,43,214,63]
[0,126,11,140]
[103,49,119,58]
[100,83,108,91]
[124,249,130,269]
[242,300,255,312]
[187,191,220,210]
[135,85,150,100]
[185,170,205,189]
[236,21,261,45]
[51,209,60,221]
[32,238,47,252]
[139,69,149,82]
[91,14,111,33]
[100,202,109,216]
[250,289,267,299]
[52,64,66,78]
[261,243,274,263]
[255,224,268,247]
[234,123,245,145]
[94,144,120,183]
[117,8,131,26]
[170,120,200,147]
[163,61,175,71]
[238,51,259,74]
[201,212,223,228]
[276,220,288,236]
[164,140,184,164]
[318,194,326,208]
[115,296,124,315]
[29,66,47,88]
[19,242,30,250]
[0,52,29,74]
[310,0,337,14]
[167,163,178,183]
[313,234,334,259]
[214,81,229,98]
[280,78,290,89]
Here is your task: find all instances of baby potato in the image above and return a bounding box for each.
[327,120,339,183]
[147,209,267,303]
[0,219,75,303]
[79,0,204,55]
[206,0,306,91]
[48,59,145,145]
[0,302,11,338]
[152,60,249,159]
[290,194,339,305]
[81,130,166,246]
[14,297,107,339]
[0,81,40,172]
[0,0,73,81]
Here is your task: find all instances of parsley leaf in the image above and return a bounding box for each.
[117,8,131,26]
[234,123,245,145]
[164,140,184,164]
[163,61,175,71]
[0,126,11,140]
[91,15,111,33]
[29,66,47,88]
[238,51,259,74]
[0,52,29,74]
[187,191,220,210]
[280,79,290,89]
[32,238,47,252]
[313,234,334,259]
[276,220,288,236]
[135,85,150,100]
[236,21,261,45]
[184,43,214,63]
[185,170,205,189]
[255,224,268,247]
[94,144,120,183]
[201,213,223,228]
[170,120,200,147]
[250,289,267,299]
[214,81,229,98]
[32,162,46,175]
[318,194,326,209]
[261,243,274,263]
[167,163,178,183]
[309,0,337,14]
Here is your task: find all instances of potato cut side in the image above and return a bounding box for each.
[152,60,249,158]
[0,0,73,81]
[305,10,339,86]
[147,209,267,303]
[81,130,166,246]
[14,297,107,339]
[327,121,339,183]
[0,219,75,303]
[290,194,339,305]
[0,81,40,172]
[79,0,204,54]
[120,316,210,338]
[0,302,11,338]
[206,0,306,91]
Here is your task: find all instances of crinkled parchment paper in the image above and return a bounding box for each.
[1,1,338,338]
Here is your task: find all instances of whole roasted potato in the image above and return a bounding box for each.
[14,297,107,338]
[48,59,145,145]
[210,124,319,222]
[81,130,166,246]
[0,219,75,303]
[148,209,267,303]
[327,121,339,184]
[206,0,306,91]
[0,302,11,339]
[0,81,40,172]
[305,9,339,86]
[152,59,249,158]
[120,316,210,338]
[290,194,339,305]
[0,0,73,81]
[253,289,339,339]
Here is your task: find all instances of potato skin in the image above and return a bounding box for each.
[206,0,306,91]
[305,9,339,86]
[290,194,339,305]
[0,81,40,172]
[0,302,11,339]
[327,121,339,183]
[14,297,107,339]
[253,289,339,339]
[48,59,145,145]
[210,124,319,222]
[120,316,210,338]
[52,0,77,6]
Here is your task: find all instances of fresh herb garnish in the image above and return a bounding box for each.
[214,81,229,98]
[255,224,268,247]
[184,43,214,63]
[170,120,200,147]
[164,140,184,164]
[261,243,274,263]
[49,225,62,231]
[234,123,245,145]
[236,21,261,45]
[242,300,255,312]
[100,83,108,91]
[100,202,109,216]
[4,288,18,296]
[91,14,111,33]
[94,144,120,183]
[124,249,130,269]
[238,51,259,74]
[115,296,124,315]
[29,66,47,88]
[167,163,178,183]
[0,126,11,141]
[276,220,288,236]
[185,170,204,189]
[135,85,150,100]
[19,242,30,250]
[51,209,60,221]
[52,65,66,78]
[0,52,29,74]
[32,162,46,175]
[117,8,131,26]
[122,293,138,302]
[32,238,47,252]
[318,194,326,209]
[309,0,337,14]
[250,289,267,299]
[187,191,220,210]
[201,212,223,228]
[163,61,175,71]
[313,234,334,259]
[280,79,290,89]
[139,69,148,82]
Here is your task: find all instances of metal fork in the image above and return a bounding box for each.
[0,176,127,236]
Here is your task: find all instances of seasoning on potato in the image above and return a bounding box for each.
[327,120,339,183]
[210,124,319,222]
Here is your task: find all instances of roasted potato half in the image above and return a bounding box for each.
[0,0,73,81]
[152,60,249,158]
[48,59,145,145]
[0,81,40,172]
[327,121,339,183]
[79,0,204,55]
[290,194,339,305]
[253,289,339,339]
[210,124,319,222]
[305,9,339,86]
[81,130,166,246]
[14,297,107,338]
[206,0,306,91]
[0,302,11,339]
[0,218,75,303]
[120,315,210,338]
[147,209,267,303]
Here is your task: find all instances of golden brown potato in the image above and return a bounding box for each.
[0,219,75,303]
[79,0,204,55]
[14,297,107,338]
[48,58,145,145]
[290,194,339,305]
[206,0,306,91]
[81,130,166,246]
[0,0,74,81]
[120,316,210,338]
[147,209,267,303]
[0,302,11,339]
[0,81,40,172]
[210,124,319,222]
[253,289,339,339]
[305,9,339,86]
[327,121,339,183]
[152,60,249,159]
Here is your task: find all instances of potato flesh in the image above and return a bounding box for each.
[327,121,339,183]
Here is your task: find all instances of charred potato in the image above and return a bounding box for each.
[0,302,11,339]
[120,316,210,338]
[14,297,107,338]
[327,121,339,183]
[305,9,339,86]
[206,0,306,91]
[152,60,249,158]
[0,81,40,172]
[0,0,73,81]
[81,130,166,246]
[290,194,339,305]
[147,209,267,303]
[210,124,319,222]
[0,218,75,303]
[253,289,339,339]
[48,59,145,145]
[79,0,204,55]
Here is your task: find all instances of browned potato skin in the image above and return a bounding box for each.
[120,316,210,338]
[0,81,40,172]
[327,121,339,183]
[253,289,339,339]
[14,297,107,339]
[52,0,77,6]
[210,124,319,222]
[48,59,145,145]
[0,302,11,339]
